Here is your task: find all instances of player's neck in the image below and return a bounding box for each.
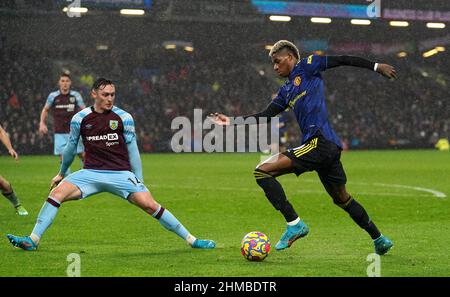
[60,89,70,95]
[289,63,297,74]
[93,104,111,114]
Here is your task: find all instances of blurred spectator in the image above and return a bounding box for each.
[1,46,448,155]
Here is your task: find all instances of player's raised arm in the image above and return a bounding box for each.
[209,101,285,126]
[0,124,19,160]
[326,55,397,79]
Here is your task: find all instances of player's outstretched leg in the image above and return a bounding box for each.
[254,154,309,251]
[129,192,215,249]
[324,182,393,255]
[0,176,28,216]
[6,181,80,251]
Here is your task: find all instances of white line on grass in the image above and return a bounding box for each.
[149,176,447,199]
[288,179,447,199]
[150,184,439,198]
[373,183,447,199]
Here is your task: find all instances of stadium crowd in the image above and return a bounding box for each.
[1,46,448,155]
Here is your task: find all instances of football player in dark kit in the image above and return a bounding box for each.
[210,40,397,255]
[8,78,215,251]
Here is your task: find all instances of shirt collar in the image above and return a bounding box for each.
[288,62,301,81]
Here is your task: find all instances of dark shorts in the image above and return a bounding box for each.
[282,135,347,185]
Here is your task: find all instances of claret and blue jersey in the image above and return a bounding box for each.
[59,105,146,198]
[272,54,343,149]
[68,106,136,171]
[46,90,85,134]
[55,105,143,183]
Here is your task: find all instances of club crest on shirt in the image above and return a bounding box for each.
[69,96,76,103]
[294,76,302,86]
[109,120,118,130]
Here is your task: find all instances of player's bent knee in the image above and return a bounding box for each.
[145,198,162,214]
[49,189,74,203]
[142,203,160,216]
[0,177,11,192]
[253,168,274,181]
[255,162,274,173]
[49,182,81,203]
[145,201,159,213]
[48,190,67,203]
[333,195,353,208]
[0,182,12,193]
[129,192,159,213]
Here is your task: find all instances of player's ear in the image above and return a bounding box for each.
[288,52,294,62]
[91,89,97,99]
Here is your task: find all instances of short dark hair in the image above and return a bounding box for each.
[92,78,114,91]
[60,73,71,79]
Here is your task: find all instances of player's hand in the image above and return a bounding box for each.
[50,173,64,191]
[208,112,231,126]
[39,122,48,135]
[376,64,397,80]
[8,148,19,160]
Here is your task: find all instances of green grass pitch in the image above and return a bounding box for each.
[0,150,449,276]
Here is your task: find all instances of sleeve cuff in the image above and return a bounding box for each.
[374,63,379,71]
[271,101,286,109]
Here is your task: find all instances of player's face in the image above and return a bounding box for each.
[92,84,115,112]
[271,51,296,77]
[59,76,71,93]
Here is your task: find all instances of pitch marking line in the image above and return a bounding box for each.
[290,179,447,199]
[373,183,446,199]
[152,181,446,199]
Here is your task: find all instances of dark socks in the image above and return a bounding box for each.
[2,190,20,208]
[340,197,381,240]
[254,169,298,222]
[254,167,381,239]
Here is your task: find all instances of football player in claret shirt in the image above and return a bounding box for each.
[39,73,85,175]
[0,124,28,215]
[210,40,397,255]
[7,78,215,251]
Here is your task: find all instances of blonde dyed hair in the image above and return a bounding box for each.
[269,40,300,60]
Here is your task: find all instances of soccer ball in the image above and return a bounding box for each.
[241,231,271,261]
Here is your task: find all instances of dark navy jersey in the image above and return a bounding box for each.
[272,55,342,149]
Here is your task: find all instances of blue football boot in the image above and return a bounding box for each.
[6,234,38,251]
[374,235,393,255]
[192,239,216,249]
[276,220,309,251]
